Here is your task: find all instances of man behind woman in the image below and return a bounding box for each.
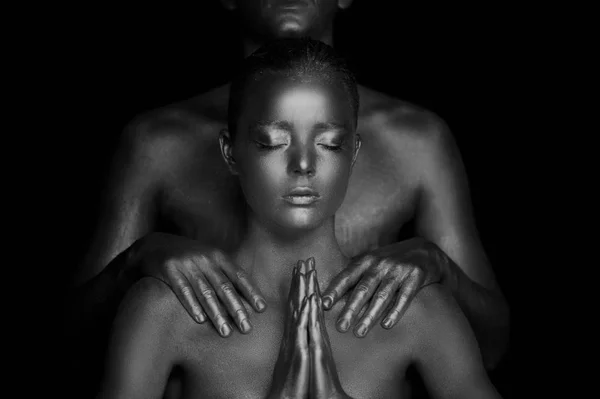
[97,38,501,399]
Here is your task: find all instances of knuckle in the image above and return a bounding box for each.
[179,285,194,298]
[379,258,399,271]
[361,254,378,265]
[375,290,390,301]
[219,282,235,294]
[182,258,197,272]
[208,248,224,262]
[192,254,210,266]
[355,283,370,294]
[201,288,216,299]
[235,270,248,281]
[164,259,180,273]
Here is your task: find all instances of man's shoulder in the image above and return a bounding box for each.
[357,86,460,190]
[358,85,453,152]
[114,87,229,174]
[125,100,224,149]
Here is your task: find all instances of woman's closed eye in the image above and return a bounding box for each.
[253,140,344,152]
[318,143,343,152]
[254,140,286,150]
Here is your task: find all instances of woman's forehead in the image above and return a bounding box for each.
[239,74,355,129]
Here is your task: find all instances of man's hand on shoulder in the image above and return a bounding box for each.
[124,232,267,338]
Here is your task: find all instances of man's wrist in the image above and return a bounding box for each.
[106,240,142,297]
[422,239,454,287]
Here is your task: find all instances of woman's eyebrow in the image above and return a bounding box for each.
[313,122,349,135]
[249,120,294,133]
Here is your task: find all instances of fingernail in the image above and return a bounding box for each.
[322,296,333,309]
[220,323,232,337]
[256,298,266,312]
[382,318,393,329]
[195,313,205,323]
[338,319,350,332]
[356,324,367,337]
[240,319,252,333]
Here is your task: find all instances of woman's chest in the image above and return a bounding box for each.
[176,307,413,399]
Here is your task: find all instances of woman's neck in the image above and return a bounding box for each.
[232,216,348,302]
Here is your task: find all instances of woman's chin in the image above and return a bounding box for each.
[275,213,326,233]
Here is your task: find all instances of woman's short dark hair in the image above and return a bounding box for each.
[228,37,359,136]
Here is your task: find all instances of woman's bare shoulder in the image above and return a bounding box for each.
[402,283,476,352]
[114,277,193,343]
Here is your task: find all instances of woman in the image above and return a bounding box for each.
[97,37,501,399]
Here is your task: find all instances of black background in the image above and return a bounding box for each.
[55,2,528,396]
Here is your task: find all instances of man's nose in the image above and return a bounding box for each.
[287,145,316,176]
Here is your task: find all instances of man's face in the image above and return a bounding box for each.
[234,0,340,39]
[229,72,358,233]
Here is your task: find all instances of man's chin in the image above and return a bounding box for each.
[266,11,318,37]
[277,26,308,38]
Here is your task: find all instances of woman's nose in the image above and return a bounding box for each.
[288,145,316,177]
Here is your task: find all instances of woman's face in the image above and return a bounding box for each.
[222,73,359,232]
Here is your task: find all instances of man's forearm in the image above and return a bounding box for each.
[65,242,141,341]
[440,252,510,370]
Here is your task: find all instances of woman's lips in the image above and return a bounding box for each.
[282,194,320,205]
[283,187,320,205]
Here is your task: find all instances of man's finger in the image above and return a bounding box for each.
[321,255,376,310]
[353,277,400,337]
[335,271,381,333]
[170,270,206,323]
[194,272,233,337]
[381,271,424,329]
[216,251,267,313]
[205,268,253,334]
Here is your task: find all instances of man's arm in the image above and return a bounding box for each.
[410,284,502,399]
[414,115,510,369]
[74,117,166,287]
[96,277,180,399]
[66,118,167,345]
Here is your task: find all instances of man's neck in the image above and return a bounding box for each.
[233,216,348,303]
[241,29,334,58]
